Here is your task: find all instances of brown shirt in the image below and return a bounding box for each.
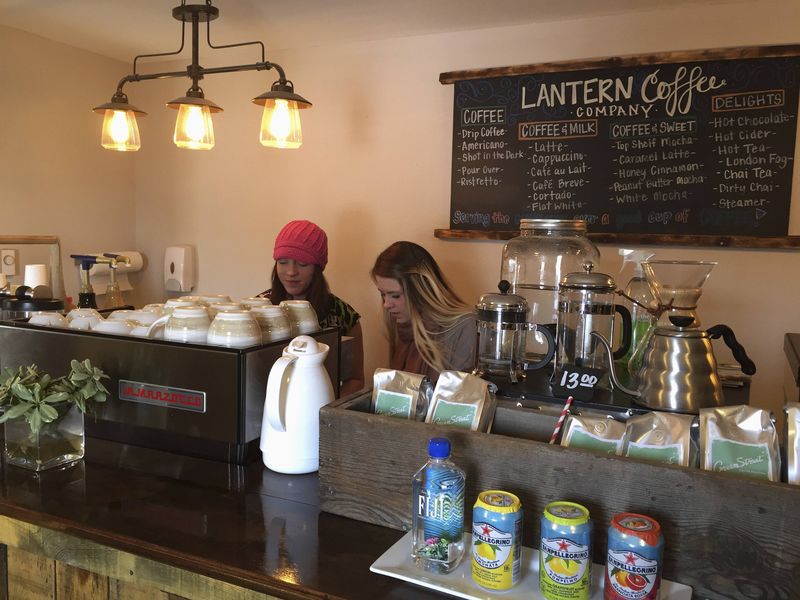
[390,313,477,382]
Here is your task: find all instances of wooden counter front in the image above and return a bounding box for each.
[0,438,437,600]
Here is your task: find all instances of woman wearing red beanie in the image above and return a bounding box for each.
[259,220,364,395]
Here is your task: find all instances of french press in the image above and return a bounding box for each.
[474,281,556,383]
[554,263,631,381]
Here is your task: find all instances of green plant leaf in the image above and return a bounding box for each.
[92,391,107,403]
[43,391,70,404]
[70,371,91,382]
[11,382,34,401]
[28,408,42,434]
[70,359,81,371]
[0,402,32,421]
[39,403,59,422]
[81,381,97,399]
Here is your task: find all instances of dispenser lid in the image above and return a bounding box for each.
[520,218,587,233]
[560,262,616,292]
[285,335,328,357]
[476,280,528,322]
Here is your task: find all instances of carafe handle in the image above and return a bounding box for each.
[523,323,556,371]
[612,304,633,360]
[265,356,298,432]
[706,324,756,376]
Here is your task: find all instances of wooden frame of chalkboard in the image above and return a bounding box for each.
[438,44,800,249]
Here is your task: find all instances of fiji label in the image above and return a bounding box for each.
[540,537,591,599]
[374,390,413,419]
[606,549,660,599]
[471,521,520,590]
[416,471,465,561]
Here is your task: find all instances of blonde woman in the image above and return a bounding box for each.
[371,241,476,382]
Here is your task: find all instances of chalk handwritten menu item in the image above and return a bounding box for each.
[443,47,799,236]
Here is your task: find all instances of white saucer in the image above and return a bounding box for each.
[370,531,692,600]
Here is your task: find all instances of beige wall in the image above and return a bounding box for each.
[4,1,800,418]
[0,26,137,303]
[129,0,800,416]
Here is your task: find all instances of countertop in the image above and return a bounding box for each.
[0,437,440,600]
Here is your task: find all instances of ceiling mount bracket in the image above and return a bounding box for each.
[172,4,218,23]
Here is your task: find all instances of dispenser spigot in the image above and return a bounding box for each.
[69,254,116,309]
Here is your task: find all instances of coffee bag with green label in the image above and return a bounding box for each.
[560,415,625,455]
[700,405,780,481]
[785,403,800,485]
[371,369,432,421]
[425,370,495,431]
[623,411,698,467]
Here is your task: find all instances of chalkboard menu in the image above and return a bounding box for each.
[444,47,800,237]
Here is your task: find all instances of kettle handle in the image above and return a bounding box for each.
[707,324,757,376]
[612,304,633,360]
[266,356,298,432]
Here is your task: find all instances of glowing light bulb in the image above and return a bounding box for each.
[183,106,206,142]
[260,99,302,149]
[268,99,291,140]
[174,104,215,150]
[100,109,140,151]
[109,111,131,144]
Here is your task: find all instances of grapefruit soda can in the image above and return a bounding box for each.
[604,513,664,600]
[539,501,593,600]
[471,490,523,590]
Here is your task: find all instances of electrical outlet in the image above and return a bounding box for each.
[1,249,17,276]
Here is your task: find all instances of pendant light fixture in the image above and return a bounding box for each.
[93,1,311,152]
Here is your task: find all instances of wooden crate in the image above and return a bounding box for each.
[319,394,800,600]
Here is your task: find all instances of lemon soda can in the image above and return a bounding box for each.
[540,501,593,600]
[471,490,523,591]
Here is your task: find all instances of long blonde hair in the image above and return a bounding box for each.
[371,241,470,373]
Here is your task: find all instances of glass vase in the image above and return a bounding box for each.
[4,404,85,471]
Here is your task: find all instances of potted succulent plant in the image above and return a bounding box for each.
[0,359,109,471]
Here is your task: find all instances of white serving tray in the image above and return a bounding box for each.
[370,532,692,600]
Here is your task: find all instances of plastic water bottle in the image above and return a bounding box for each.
[411,437,466,573]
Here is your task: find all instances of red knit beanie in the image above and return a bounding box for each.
[273,220,328,269]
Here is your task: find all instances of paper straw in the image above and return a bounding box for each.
[549,396,574,444]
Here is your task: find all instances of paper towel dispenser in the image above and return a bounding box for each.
[165,245,195,292]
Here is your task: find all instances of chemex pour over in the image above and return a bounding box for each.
[593,260,756,414]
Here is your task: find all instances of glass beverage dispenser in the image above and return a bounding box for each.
[501,219,599,362]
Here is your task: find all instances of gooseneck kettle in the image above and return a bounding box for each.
[261,335,334,474]
[590,260,756,414]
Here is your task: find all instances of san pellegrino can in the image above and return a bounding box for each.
[471,490,523,590]
[540,501,593,600]
[411,438,466,573]
[605,513,664,600]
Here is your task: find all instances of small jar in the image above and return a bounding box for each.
[251,306,291,342]
[207,310,262,348]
